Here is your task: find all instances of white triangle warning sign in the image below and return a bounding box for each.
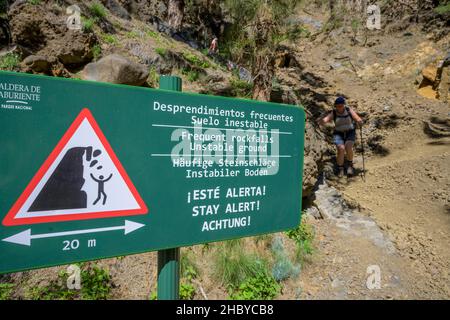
[3,108,148,226]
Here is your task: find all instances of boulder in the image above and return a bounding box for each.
[21,55,54,74]
[8,1,63,52]
[50,32,96,68]
[8,1,97,70]
[200,81,233,96]
[422,64,438,83]
[101,0,131,20]
[0,44,32,60]
[81,54,149,86]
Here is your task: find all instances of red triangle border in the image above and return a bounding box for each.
[2,108,148,226]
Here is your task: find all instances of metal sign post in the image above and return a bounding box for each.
[157,76,182,300]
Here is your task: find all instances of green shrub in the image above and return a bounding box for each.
[102,34,118,45]
[82,17,96,33]
[0,283,14,300]
[80,265,111,300]
[230,78,253,98]
[155,47,167,57]
[213,240,267,289]
[287,25,311,41]
[179,282,196,300]
[27,282,77,300]
[182,68,199,82]
[126,31,140,39]
[28,0,41,5]
[92,44,102,60]
[229,271,280,300]
[187,71,199,82]
[435,3,450,14]
[0,53,20,71]
[181,249,199,279]
[286,220,315,262]
[351,18,361,33]
[146,30,159,39]
[148,66,159,87]
[271,236,300,281]
[89,2,107,19]
[27,264,112,300]
[183,51,210,68]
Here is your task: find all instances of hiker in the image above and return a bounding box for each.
[317,96,364,177]
[208,37,218,56]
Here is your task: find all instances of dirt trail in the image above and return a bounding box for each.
[293,11,450,299]
[340,128,450,298]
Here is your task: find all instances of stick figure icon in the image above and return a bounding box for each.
[90,173,113,205]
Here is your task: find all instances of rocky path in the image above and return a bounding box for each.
[340,128,450,299]
[291,11,450,299]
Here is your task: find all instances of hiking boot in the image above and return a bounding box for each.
[338,166,345,178]
[347,165,354,176]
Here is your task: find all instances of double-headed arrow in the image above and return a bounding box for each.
[2,220,145,246]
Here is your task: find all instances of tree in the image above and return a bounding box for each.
[223,0,301,101]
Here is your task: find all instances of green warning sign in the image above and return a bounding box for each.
[0,71,305,274]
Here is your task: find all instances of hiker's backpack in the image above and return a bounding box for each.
[332,106,356,125]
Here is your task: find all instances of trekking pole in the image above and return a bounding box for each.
[359,124,366,182]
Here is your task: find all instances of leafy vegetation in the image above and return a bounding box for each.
[271,236,301,281]
[230,77,253,98]
[146,30,159,39]
[213,240,267,289]
[435,2,450,14]
[148,66,159,87]
[222,0,302,99]
[179,282,196,300]
[181,251,199,281]
[89,2,107,19]
[286,219,315,262]
[179,249,198,300]
[149,291,157,300]
[26,263,112,300]
[155,47,167,57]
[0,53,20,71]
[82,17,96,33]
[286,24,311,41]
[183,52,210,69]
[102,34,118,45]
[27,0,41,5]
[182,68,199,82]
[92,44,102,60]
[0,0,6,15]
[228,271,280,300]
[0,283,14,300]
[79,265,112,300]
[126,31,140,39]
